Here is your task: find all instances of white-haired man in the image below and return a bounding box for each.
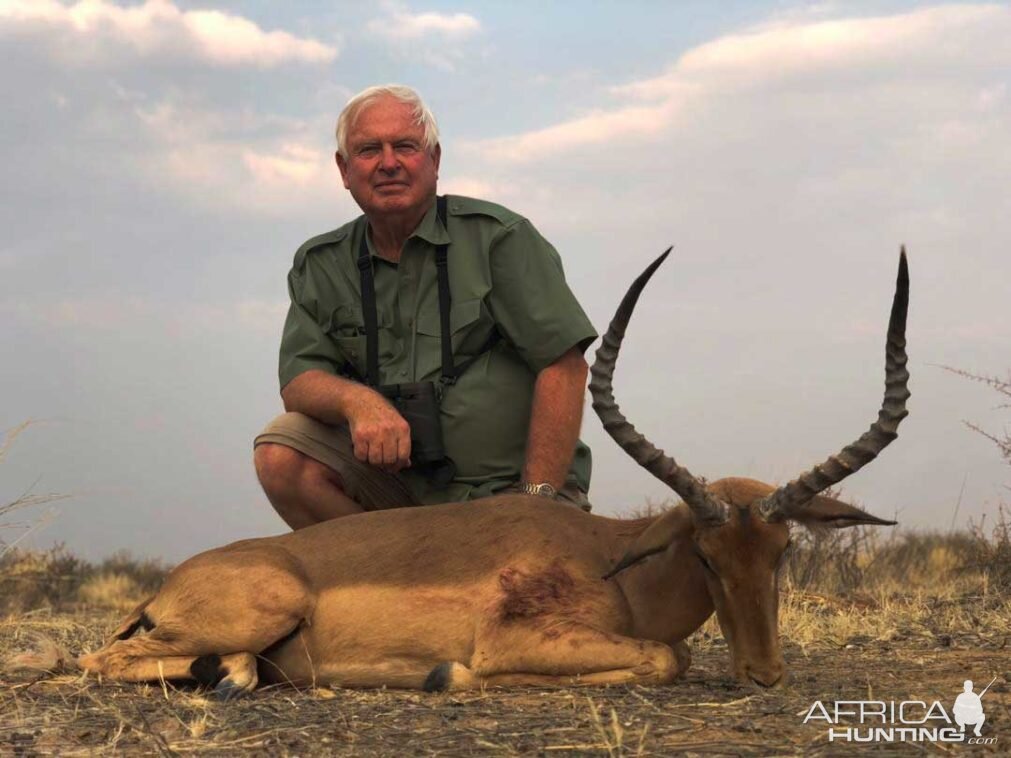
[254,85,596,527]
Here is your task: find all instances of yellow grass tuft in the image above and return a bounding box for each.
[77,573,145,610]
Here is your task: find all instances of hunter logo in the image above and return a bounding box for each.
[953,678,996,738]
[802,676,999,745]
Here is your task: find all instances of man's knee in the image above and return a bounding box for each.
[254,442,297,487]
[254,443,339,494]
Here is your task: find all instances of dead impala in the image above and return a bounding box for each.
[9,249,909,695]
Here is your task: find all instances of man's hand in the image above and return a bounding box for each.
[280,369,412,472]
[344,389,412,472]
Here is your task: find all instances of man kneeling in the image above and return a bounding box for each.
[254,84,596,527]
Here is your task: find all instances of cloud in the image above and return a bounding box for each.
[367,4,480,40]
[122,93,342,214]
[467,102,680,164]
[366,2,481,69]
[467,3,1011,164]
[439,176,497,199]
[977,82,1007,111]
[0,0,337,67]
[674,3,1005,82]
[243,143,326,186]
[142,135,338,216]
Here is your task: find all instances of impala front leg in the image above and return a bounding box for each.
[424,622,688,691]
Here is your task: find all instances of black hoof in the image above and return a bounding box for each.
[423,662,454,693]
[214,679,248,702]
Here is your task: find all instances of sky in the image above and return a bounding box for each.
[1,0,1009,562]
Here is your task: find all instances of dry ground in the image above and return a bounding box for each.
[1,578,1009,755]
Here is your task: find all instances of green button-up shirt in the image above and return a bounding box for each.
[279,195,597,504]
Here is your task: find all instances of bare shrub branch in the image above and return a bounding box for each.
[938,366,1011,464]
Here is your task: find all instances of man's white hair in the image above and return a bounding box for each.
[335,84,439,157]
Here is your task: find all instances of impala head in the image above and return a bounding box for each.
[592,248,909,688]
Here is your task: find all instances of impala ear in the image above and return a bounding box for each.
[792,494,897,529]
[603,507,693,580]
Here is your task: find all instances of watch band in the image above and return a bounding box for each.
[519,482,557,498]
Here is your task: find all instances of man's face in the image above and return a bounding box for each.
[336,96,441,220]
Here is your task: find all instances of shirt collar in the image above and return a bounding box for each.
[363,196,450,259]
[409,196,451,247]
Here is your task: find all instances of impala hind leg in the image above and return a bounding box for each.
[79,645,258,699]
[424,624,687,691]
[77,547,313,697]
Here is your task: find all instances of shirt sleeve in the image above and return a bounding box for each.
[486,219,598,373]
[277,269,345,389]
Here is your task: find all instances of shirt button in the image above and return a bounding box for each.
[399,370,408,377]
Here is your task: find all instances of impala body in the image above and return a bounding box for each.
[9,250,910,695]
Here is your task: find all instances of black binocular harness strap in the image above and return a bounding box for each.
[356,195,498,388]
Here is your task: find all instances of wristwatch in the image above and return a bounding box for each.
[519,482,557,499]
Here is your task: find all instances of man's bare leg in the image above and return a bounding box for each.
[254,443,363,528]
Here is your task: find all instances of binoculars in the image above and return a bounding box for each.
[379,381,456,487]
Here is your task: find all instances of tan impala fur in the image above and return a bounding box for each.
[7,250,910,696]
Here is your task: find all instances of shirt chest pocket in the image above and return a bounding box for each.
[321,304,393,379]
[415,297,494,377]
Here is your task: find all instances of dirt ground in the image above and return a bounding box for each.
[2,601,1008,757]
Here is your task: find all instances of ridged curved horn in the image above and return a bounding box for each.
[758,249,910,521]
[589,249,728,525]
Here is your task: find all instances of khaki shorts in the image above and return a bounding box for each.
[254,412,591,512]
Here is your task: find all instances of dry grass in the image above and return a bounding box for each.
[0,548,168,615]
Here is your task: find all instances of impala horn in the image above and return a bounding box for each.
[757,249,910,522]
[589,249,728,526]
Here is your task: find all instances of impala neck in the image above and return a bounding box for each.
[614,507,715,645]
